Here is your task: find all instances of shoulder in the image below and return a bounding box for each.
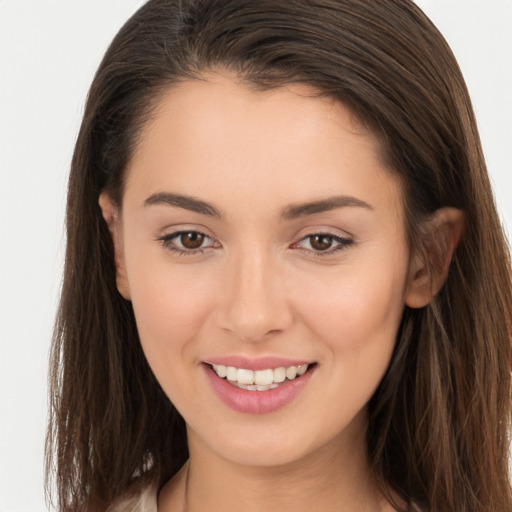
[107,483,158,512]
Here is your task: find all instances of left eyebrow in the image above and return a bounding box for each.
[144,192,222,217]
[281,195,373,220]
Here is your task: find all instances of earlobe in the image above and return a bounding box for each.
[98,192,131,300]
[405,207,464,308]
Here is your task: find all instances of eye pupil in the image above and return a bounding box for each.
[181,232,205,249]
[310,235,333,251]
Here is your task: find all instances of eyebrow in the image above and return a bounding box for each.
[144,192,222,217]
[144,192,373,219]
[281,195,373,220]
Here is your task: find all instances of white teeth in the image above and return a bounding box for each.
[237,382,280,391]
[211,363,311,390]
[214,364,227,378]
[236,383,257,391]
[254,369,274,386]
[226,366,237,381]
[273,367,286,383]
[297,364,307,376]
[285,366,297,380]
[236,368,254,385]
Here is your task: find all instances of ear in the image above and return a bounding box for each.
[98,191,131,300]
[405,207,464,308]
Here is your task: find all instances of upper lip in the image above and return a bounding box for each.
[204,356,313,371]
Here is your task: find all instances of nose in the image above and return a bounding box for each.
[217,247,294,343]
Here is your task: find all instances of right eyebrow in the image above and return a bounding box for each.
[143,192,222,218]
[281,195,373,220]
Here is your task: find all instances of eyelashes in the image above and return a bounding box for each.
[291,233,353,254]
[158,231,219,255]
[157,230,354,258]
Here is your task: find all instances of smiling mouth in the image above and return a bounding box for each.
[209,363,314,391]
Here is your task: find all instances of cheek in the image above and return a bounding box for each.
[292,255,408,425]
[296,250,408,359]
[125,250,218,375]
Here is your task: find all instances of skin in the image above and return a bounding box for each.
[100,74,463,512]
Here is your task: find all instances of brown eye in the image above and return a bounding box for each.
[180,231,205,249]
[293,232,353,256]
[159,230,218,255]
[309,234,334,251]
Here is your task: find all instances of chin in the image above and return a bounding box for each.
[187,408,366,470]
[218,439,316,468]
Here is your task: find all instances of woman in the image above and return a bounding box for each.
[46,1,512,511]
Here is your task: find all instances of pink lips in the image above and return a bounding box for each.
[202,358,315,414]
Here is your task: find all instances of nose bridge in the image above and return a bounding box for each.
[220,243,291,342]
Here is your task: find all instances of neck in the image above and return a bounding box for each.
[159,413,393,512]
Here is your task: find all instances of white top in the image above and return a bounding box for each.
[106,484,425,512]
[107,484,158,512]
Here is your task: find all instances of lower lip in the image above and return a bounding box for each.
[203,364,315,414]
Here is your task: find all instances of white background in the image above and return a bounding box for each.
[0,1,511,510]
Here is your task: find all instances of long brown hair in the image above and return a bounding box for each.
[46,1,512,511]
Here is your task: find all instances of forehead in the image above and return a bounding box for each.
[135,74,373,157]
[124,74,403,221]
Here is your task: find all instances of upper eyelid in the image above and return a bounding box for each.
[158,229,350,240]
[164,229,212,239]
[158,227,216,242]
[293,233,353,248]
[298,232,352,242]
[158,224,213,236]
[160,230,216,245]
[158,229,353,251]
[293,224,355,239]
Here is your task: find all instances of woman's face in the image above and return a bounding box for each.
[109,74,414,467]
